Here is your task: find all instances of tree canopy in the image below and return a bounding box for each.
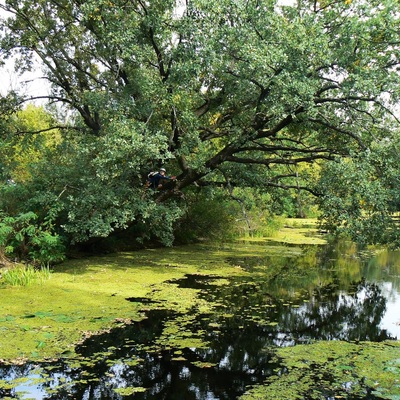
[0,0,399,256]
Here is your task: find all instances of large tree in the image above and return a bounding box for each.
[0,0,399,247]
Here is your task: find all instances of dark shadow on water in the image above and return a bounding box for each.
[166,274,224,289]
[125,297,164,304]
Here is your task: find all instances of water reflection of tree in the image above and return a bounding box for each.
[364,249,400,293]
[203,277,391,344]
[28,307,277,400]
[222,239,393,343]
[283,279,392,342]
[0,364,35,399]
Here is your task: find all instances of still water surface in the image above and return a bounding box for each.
[2,240,400,399]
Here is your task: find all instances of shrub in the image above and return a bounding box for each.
[0,212,66,266]
[174,191,237,243]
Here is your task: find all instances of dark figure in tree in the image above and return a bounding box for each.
[146,168,176,190]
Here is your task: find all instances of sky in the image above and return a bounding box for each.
[0,2,49,102]
[0,56,49,102]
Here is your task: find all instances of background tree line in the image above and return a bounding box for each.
[0,0,399,265]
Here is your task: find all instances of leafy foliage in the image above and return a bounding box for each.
[0,0,399,253]
[174,190,237,243]
[0,211,65,266]
[316,139,400,246]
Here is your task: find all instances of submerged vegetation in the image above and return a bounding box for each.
[0,241,248,362]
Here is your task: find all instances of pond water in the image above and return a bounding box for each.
[1,240,400,399]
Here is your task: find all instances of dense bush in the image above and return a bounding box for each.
[174,191,237,243]
[173,188,286,243]
[0,211,65,267]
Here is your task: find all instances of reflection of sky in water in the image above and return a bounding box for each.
[336,283,400,340]
[364,250,400,339]
[10,371,69,400]
[13,375,43,400]
[378,282,400,339]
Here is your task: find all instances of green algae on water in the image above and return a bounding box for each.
[240,340,400,400]
[0,243,249,362]
[113,386,147,395]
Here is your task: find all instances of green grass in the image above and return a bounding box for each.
[2,265,51,286]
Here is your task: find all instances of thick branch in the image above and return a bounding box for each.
[236,144,333,154]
